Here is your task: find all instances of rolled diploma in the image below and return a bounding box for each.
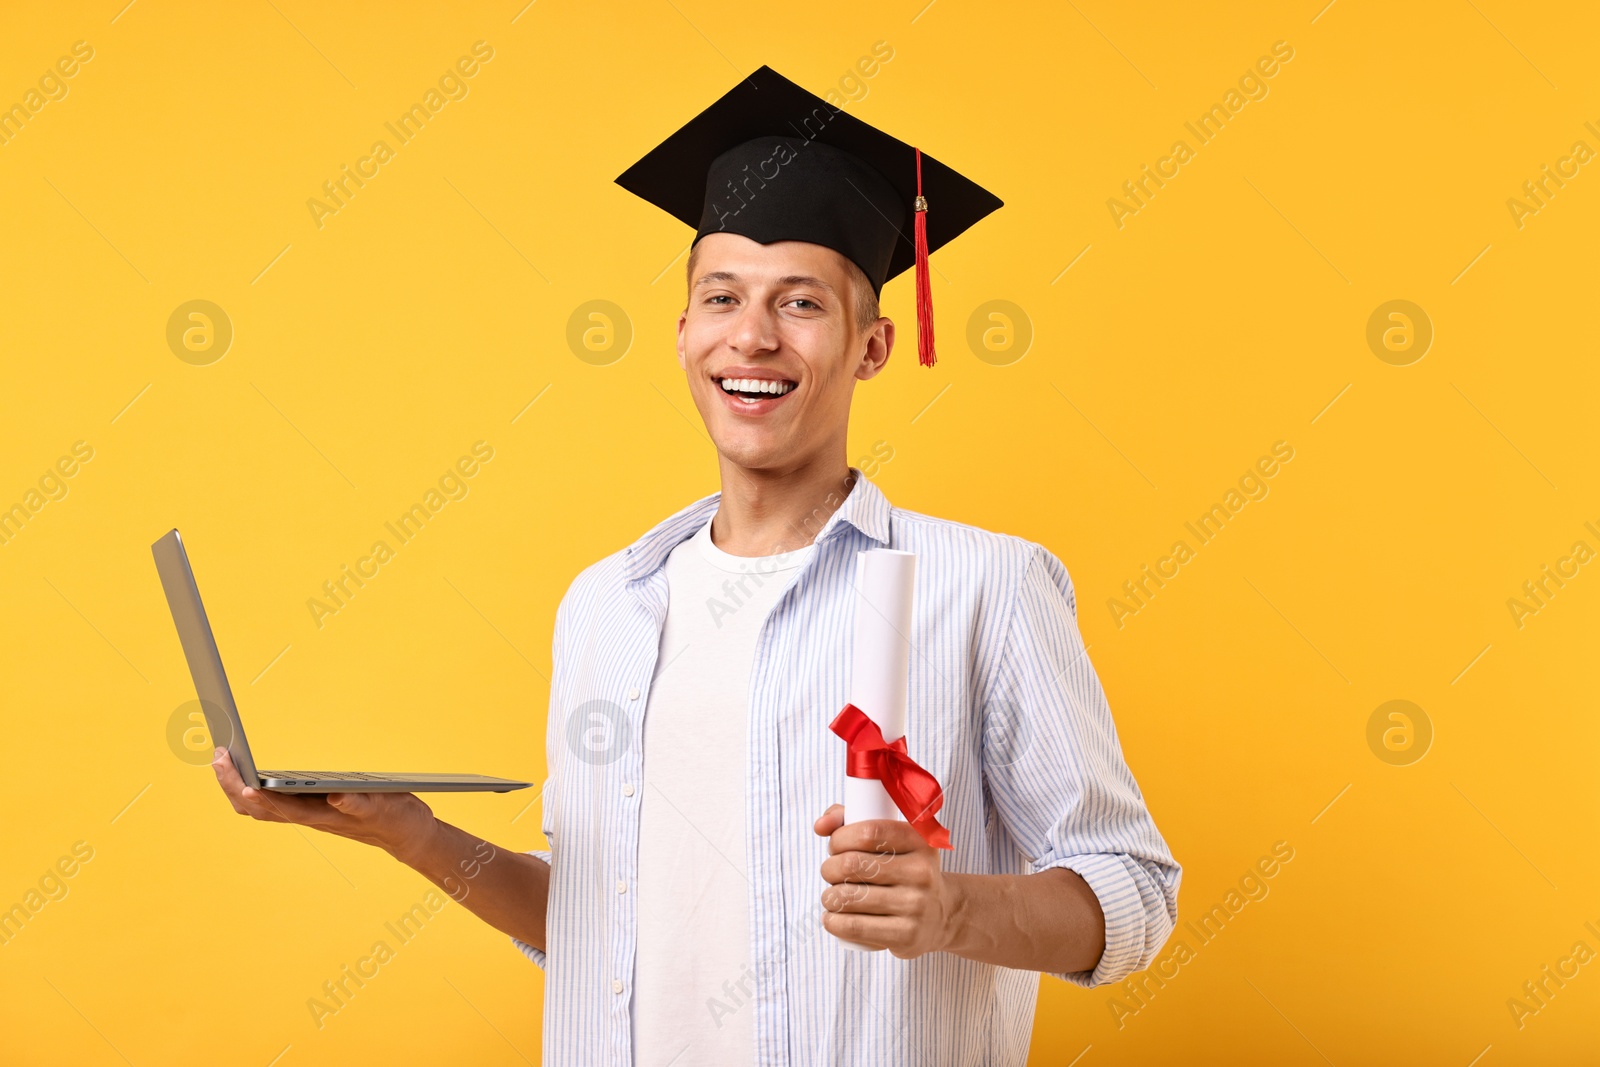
[840,548,916,952]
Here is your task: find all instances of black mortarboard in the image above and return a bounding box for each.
[615,65,1003,367]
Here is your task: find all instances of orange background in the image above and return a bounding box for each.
[0,1,1595,1063]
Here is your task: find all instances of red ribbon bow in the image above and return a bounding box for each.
[828,702,952,850]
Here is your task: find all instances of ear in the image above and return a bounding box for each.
[676,308,688,371]
[855,317,894,382]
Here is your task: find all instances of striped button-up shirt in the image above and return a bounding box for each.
[515,470,1181,1066]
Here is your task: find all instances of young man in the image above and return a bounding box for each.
[212,66,1180,1066]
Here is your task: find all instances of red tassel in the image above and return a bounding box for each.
[913,147,935,367]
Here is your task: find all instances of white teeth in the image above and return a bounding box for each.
[720,377,793,396]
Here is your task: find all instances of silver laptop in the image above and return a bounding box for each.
[152,528,531,795]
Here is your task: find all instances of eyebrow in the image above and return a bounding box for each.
[693,271,838,295]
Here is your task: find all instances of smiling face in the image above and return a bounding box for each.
[677,232,893,476]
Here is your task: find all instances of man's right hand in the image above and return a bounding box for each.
[210,747,438,861]
[210,746,551,949]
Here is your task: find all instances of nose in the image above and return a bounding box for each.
[728,301,780,357]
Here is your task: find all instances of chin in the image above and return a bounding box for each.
[713,433,791,471]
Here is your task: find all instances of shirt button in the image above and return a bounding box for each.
[628,687,640,700]
[612,979,624,994]
[622,783,635,796]
[616,879,627,894]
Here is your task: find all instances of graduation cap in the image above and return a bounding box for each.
[615,65,1003,368]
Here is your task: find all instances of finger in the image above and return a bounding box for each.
[211,748,255,812]
[813,804,845,837]
[323,791,391,823]
[820,882,913,916]
[242,784,336,827]
[828,818,928,857]
[220,763,333,825]
[821,910,913,949]
[326,792,366,813]
[819,848,921,888]
[212,748,290,821]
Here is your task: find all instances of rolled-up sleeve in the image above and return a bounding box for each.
[981,543,1181,988]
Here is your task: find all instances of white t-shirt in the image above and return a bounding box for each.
[631,514,815,1067]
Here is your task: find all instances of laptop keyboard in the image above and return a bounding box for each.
[263,771,397,781]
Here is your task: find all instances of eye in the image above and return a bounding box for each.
[705,294,734,305]
[788,298,821,310]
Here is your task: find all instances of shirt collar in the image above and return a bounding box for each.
[623,466,892,584]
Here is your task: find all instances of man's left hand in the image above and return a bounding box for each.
[813,802,959,960]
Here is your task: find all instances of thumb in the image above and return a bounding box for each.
[813,803,845,837]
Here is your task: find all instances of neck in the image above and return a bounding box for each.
[710,451,857,557]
